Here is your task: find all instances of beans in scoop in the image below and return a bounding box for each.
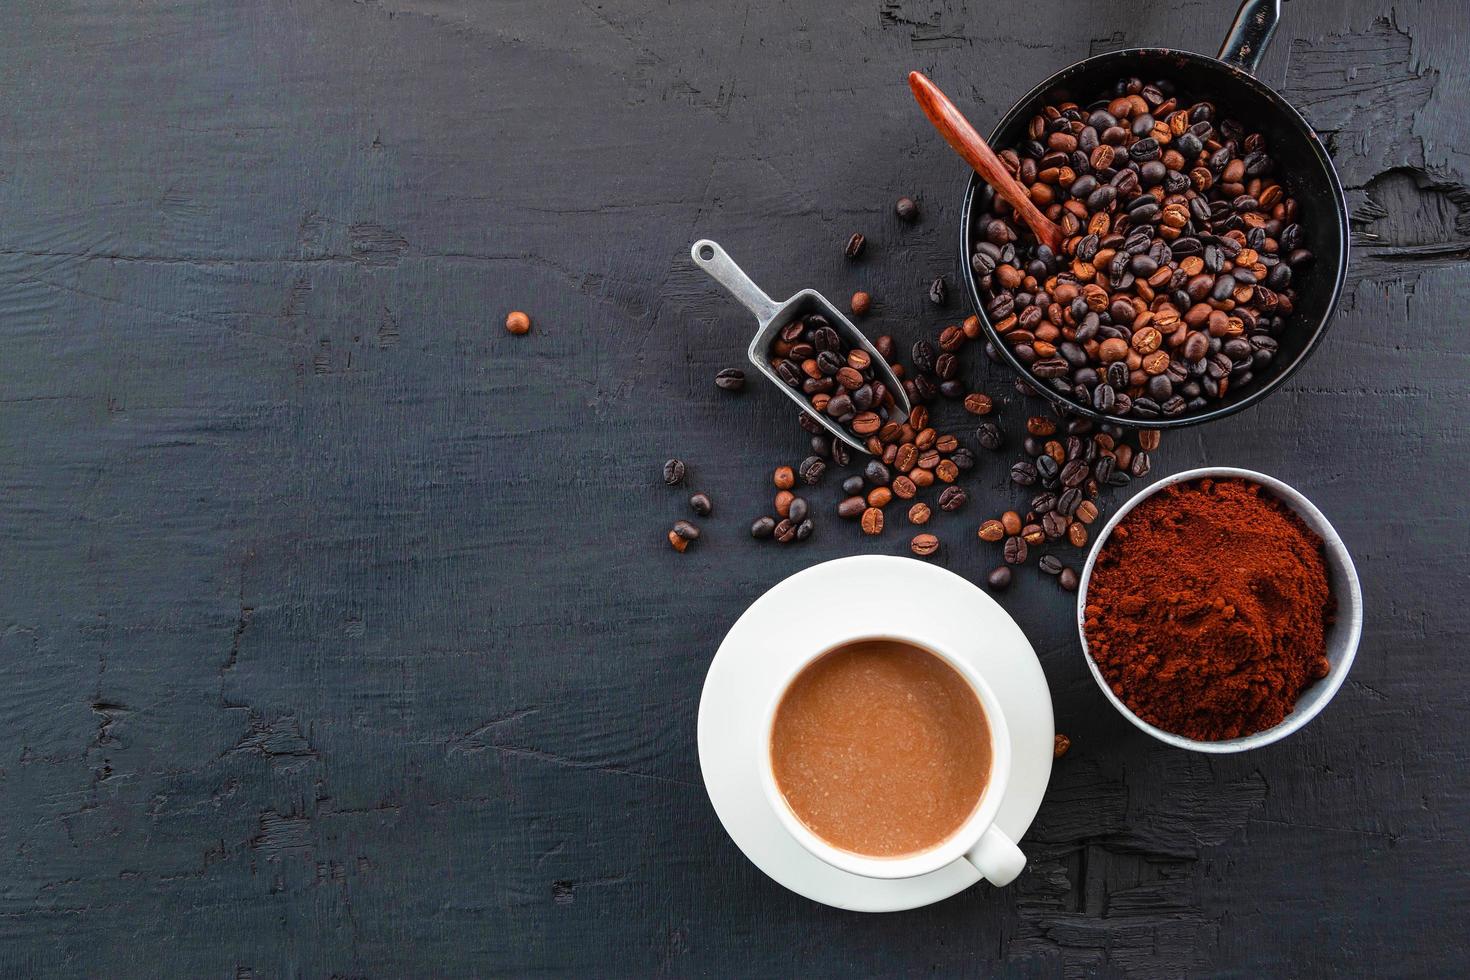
[767,313,895,442]
[972,76,1311,419]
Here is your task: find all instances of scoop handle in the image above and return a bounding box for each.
[1218,0,1280,75]
[691,240,782,324]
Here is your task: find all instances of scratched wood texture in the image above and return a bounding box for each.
[0,0,1466,976]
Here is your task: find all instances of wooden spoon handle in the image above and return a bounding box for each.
[908,71,1063,254]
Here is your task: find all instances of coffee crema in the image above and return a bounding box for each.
[769,639,992,857]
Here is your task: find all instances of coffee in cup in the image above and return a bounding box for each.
[769,638,993,858]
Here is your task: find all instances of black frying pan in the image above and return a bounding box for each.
[957,0,1349,429]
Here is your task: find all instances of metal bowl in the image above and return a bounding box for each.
[957,13,1349,429]
[1075,467,1363,752]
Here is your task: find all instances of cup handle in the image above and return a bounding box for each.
[964,825,1026,887]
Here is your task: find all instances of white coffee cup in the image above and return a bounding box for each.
[757,631,1027,885]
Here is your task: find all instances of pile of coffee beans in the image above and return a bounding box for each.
[767,313,896,444]
[975,418,1161,589]
[971,76,1311,419]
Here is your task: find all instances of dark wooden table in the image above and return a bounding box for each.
[2,1,1466,975]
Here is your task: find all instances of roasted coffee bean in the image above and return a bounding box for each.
[1139,429,1161,451]
[714,368,746,391]
[979,519,1006,542]
[751,516,776,538]
[909,502,931,525]
[845,232,866,259]
[911,340,936,373]
[672,519,700,541]
[837,496,866,519]
[1004,536,1028,564]
[1011,461,1038,486]
[787,497,808,524]
[773,465,795,490]
[977,422,1004,450]
[798,456,826,486]
[939,486,968,512]
[1043,511,1070,539]
[928,276,947,306]
[1076,500,1099,524]
[864,459,890,485]
[1039,554,1064,575]
[895,196,919,222]
[851,291,871,315]
[841,475,865,496]
[987,566,1013,590]
[1068,521,1089,547]
[950,447,976,471]
[860,507,884,535]
[1058,567,1079,592]
[911,533,940,557]
[663,458,687,485]
[1001,511,1023,535]
[667,529,688,552]
[774,490,795,517]
[1060,459,1090,487]
[1022,523,1046,546]
[964,392,994,415]
[773,518,796,543]
[689,492,713,517]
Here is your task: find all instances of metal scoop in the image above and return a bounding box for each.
[691,239,910,455]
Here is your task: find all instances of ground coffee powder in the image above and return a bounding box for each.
[1084,477,1333,740]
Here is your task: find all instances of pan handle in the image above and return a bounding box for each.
[1217,0,1280,75]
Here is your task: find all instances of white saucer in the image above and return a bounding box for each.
[697,554,1054,912]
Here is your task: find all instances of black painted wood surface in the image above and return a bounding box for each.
[1,1,1466,975]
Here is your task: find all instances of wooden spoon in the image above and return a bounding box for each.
[908,70,1064,254]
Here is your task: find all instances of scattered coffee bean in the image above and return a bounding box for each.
[895,196,919,222]
[1053,733,1071,759]
[928,276,947,306]
[505,311,531,335]
[1004,536,1028,564]
[964,393,994,415]
[750,516,775,538]
[911,533,940,557]
[1058,567,1079,592]
[979,519,1005,542]
[773,466,795,490]
[977,422,1003,450]
[845,233,866,260]
[787,497,808,524]
[939,486,968,511]
[1039,554,1063,575]
[838,496,867,519]
[672,520,700,541]
[851,291,871,316]
[667,529,688,552]
[796,519,815,541]
[799,456,827,485]
[714,368,746,391]
[689,492,712,517]
[773,518,796,543]
[861,507,884,535]
[663,458,686,486]
[909,503,931,525]
[987,566,1013,590]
